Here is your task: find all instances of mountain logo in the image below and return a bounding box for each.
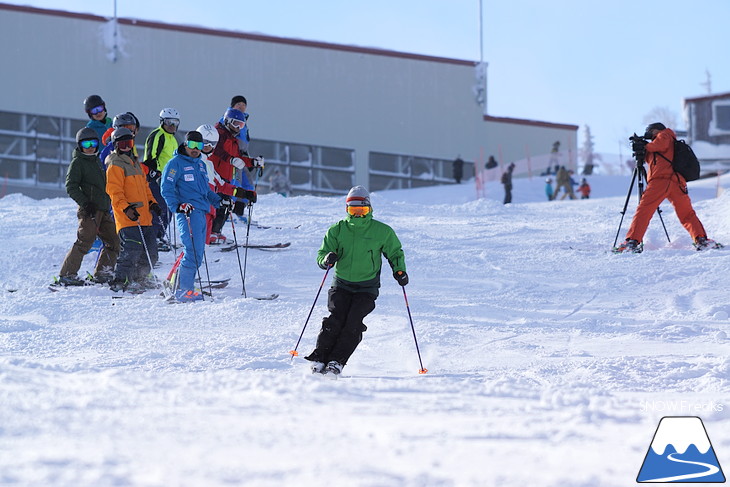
[637,416,725,483]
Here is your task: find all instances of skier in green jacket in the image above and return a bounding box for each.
[305,186,408,375]
[57,127,120,286]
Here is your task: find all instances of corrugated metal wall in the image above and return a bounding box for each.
[0,4,577,194]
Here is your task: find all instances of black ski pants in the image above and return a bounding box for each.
[307,287,376,366]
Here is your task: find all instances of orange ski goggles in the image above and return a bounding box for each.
[346,205,371,217]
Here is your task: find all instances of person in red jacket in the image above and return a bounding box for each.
[614,123,720,253]
[207,108,262,237]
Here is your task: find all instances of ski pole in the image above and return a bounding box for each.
[240,167,261,297]
[201,243,213,298]
[185,213,205,300]
[136,222,164,295]
[289,265,331,361]
[228,211,246,297]
[401,286,427,374]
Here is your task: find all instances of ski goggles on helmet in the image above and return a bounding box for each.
[346,205,371,217]
[115,139,135,151]
[186,140,204,151]
[163,118,180,127]
[88,105,106,115]
[79,139,99,149]
[228,119,246,129]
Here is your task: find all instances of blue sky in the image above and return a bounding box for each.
[6,0,730,155]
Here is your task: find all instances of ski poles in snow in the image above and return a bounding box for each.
[228,212,246,297]
[185,214,205,300]
[401,286,427,374]
[137,222,165,296]
[289,265,331,361]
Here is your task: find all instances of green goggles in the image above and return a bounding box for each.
[186,140,204,151]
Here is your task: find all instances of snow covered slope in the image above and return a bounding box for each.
[1,174,729,486]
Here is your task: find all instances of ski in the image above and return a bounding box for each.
[250,293,279,300]
[220,242,291,252]
[200,278,231,289]
[254,223,302,230]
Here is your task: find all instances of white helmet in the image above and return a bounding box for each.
[159,107,180,125]
[196,124,219,148]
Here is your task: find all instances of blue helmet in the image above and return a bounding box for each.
[224,108,246,123]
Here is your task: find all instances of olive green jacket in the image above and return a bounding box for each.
[65,148,111,211]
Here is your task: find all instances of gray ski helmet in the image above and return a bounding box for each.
[75,127,99,144]
[346,185,371,207]
[112,112,136,128]
[84,94,105,111]
[112,127,134,143]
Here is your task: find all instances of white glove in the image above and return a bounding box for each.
[231,157,245,170]
[253,156,265,168]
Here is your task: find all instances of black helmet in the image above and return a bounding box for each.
[112,127,134,143]
[84,94,105,111]
[75,127,98,144]
[644,122,666,138]
[112,112,137,128]
[185,130,204,143]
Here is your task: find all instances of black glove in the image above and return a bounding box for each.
[143,159,160,180]
[319,252,338,269]
[123,205,140,221]
[149,202,162,216]
[233,200,246,216]
[83,201,97,218]
[177,203,193,215]
[219,194,232,209]
[234,187,257,204]
[394,270,409,286]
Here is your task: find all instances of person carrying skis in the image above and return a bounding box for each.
[161,131,230,302]
[106,127,161,292]
[305,186,408,376]
[614,122,721,253]
[57,127,120,286]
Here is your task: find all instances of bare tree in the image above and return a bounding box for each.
[642,107,679,129]
[579,125,602,175]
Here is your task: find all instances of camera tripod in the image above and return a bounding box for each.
[612,152,671,248]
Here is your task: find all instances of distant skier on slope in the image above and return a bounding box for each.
[305,186,408,376]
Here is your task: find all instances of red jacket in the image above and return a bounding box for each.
[645,128,678,182]
[209,122,253,182]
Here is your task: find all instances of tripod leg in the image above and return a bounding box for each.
[613,167,638,248]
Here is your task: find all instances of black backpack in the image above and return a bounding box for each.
[658,138,700,182]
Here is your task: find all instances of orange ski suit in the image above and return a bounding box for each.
[626,128,705,243]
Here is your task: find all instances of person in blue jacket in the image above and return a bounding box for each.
[161,131,231,302]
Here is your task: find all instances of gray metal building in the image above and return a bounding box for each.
[0,3,578,199]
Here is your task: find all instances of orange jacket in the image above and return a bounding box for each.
[106,151,156,232]
[644,128,679,182]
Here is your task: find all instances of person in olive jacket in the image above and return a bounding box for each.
[305,186,408,376]
[58,127,120,285]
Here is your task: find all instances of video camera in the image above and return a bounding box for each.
[629,133,650,161]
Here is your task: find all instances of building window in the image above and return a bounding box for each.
[709,100,730,136]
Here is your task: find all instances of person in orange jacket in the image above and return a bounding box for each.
[577,178,591,199]
[105,127,162,291]
[614,122,720,253]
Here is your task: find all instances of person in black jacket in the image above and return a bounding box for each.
[57,127,120,285]
[501,163,515,204]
